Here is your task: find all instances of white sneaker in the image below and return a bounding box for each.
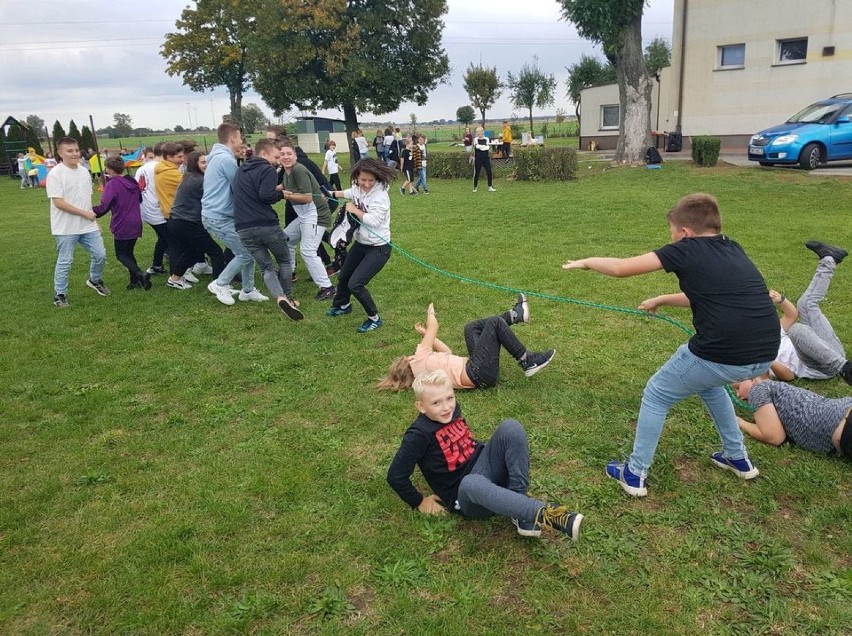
[488,186,497,192]
[192,262,213,276]
[207,281,235,306]
[167,277,192,290]
[182,270,200,284]
[238,288,269,302]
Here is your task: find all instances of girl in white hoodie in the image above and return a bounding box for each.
[326,158,396,333]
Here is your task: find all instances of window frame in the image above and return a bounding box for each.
[776,37,808,65]
[716,43,745,70]
[600,104,620,131]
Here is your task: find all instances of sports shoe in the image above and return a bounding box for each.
[291,273,299,283]
[805,240,847,264]
[167,277,192,290]
[606,461,647,497]
[710,452,759,479]
[326,304,352,317]
[409,190,418,196]
[146,265,165,275]
[357,317,383,333]
[182,270,200,284]
[277,296,304,321]
[519,349,555,377]
[508,293,530,325]
[472,188,477,193]
[192,262,213,276]
[238,288,269,302]
[207,281,235,306]
[840,360,852,386]
[53,294,69,307]
[86,279,111,296]
[488,186,497,192]
[423,189,430,194]
[535,505,583,541]
[138,272,152,290]
[512,517,542,538]
[315,286,336,301]
[399,187,405,195]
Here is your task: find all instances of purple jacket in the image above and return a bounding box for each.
[94,174,143,240]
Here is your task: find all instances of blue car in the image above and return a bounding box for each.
[748,94,852,169]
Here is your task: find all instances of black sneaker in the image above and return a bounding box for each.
[315,286,336,301]
[805,241,847,264]
[146,265,166,275]
[508,293,530,325]
[535,505,583,541]
[138,271,152,290]
[86,279,111,297]
[399,187,405,195]
[840,361,852,386]
[53,294,69,307]
[519,349,555,377]
[277,297,304,321]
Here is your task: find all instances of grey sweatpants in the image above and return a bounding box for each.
[454,419,545,523]
[788,257,847,376]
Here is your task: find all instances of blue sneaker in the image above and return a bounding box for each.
[710,452,759,480]
[535,505,583,541]
[512,517,541,538]
[326,304,352,317]
[357,317,383,333]
[606,461,647,497]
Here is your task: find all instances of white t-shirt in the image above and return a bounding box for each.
[356,136,369,154]
[135,159,166,225]
[324,149,339,175]
[773,329,833,380]
[46,162,99,236]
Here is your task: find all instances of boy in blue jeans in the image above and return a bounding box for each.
[387,369,583,540]
[563,193,780,496]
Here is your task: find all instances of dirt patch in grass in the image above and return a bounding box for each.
[673,455,702,484]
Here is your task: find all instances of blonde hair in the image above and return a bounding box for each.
[377,356,415,391]
[412,369,452,398]
[475,127,484,134]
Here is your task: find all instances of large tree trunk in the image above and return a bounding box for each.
[528,107,535,137]
[229,88,243,128]
[343,101,360,164]
[480,109,486,128]
[612,13,653,165]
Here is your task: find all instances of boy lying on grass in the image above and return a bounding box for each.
[386,369,583,540]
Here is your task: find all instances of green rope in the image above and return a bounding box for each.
[328,195,753,410]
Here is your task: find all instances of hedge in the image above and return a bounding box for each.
[426,146,578,181]
[691,136,721,167]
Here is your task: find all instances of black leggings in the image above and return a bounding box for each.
[114,238,144,282]
[331,242,390,317]
[329,173,342,191]
[463,315,526,388]
[168,218,226,278]
[473,152,493,188]
[149,222,169,267]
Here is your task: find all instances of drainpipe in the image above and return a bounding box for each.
[676,0,688,133]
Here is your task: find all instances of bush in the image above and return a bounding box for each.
[691,136,721,167]
[426,151,472,179]
[512,146,578,181]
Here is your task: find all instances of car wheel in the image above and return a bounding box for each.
[799,143,822,170]
[758,161,774,167]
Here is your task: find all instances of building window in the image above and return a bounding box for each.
[601,105,619,130]
[717,43,745,69]
[777,38,808,64]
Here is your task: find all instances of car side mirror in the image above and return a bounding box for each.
[837,117,850,124]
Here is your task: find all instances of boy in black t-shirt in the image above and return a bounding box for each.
[563,193,780,497]
[387,369,583,540]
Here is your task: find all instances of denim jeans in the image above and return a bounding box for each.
[54,232,107,295]
[628,344,773,476]
[237,225,292,299]
[414,168,428,191]
[463,315,526,388]
[202,215,255,292]
[455,419,544,523]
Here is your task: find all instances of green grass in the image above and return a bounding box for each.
[1,163,850,634]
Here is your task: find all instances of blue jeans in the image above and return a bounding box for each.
[629,344,772,477]
[455,419,544,523]
[202,216,255,292]
[414,168,428,191]
[54,232,107,295]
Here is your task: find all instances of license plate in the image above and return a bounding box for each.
[750,146,764,156]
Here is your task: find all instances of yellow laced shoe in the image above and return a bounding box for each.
[535,505,584,541]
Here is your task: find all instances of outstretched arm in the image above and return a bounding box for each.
[562,252,663,278]
[737,404,786,446]
[416,303,442,352]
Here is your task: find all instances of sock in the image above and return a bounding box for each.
[368,314,379,321]
[520,351,528,361]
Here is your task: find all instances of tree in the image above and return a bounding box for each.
[555,108,567,124]
[506,57,556,136]
[409,113,417,133]
[174,124,186,133]
[456,105,475,127]
[463,63,503,127]
[249,0,450,143]
[67,120,83,146]
[241,103,268,134]
[26,115,45,137]
[113,113,133,138]
[565,54,616,147]
[162,0,254,126]
[80,126,95,153]
[645,37,671,77]
[558,0,653,165]
[52,120,66,152]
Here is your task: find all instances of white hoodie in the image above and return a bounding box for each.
[343,183,391,245]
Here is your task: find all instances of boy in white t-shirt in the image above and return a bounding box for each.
[321,140,342,191]
[47,137,110,307]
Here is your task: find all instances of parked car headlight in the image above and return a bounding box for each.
[773,135,798,145]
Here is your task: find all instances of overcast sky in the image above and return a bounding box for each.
[0,0,673,131]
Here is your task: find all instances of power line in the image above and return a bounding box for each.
[0,37,162,47]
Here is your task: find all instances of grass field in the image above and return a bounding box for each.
[1,162,850,634]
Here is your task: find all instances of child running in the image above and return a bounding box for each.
[321,140,342,191]
[93,157,150,291]
[563,193,780,496]
[326,158,395,333]
[378,298,555,390]
[386,369,583,540]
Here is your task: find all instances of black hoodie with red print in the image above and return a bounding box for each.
[386,403,484,511]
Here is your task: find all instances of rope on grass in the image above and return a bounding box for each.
[327,196,753,411]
